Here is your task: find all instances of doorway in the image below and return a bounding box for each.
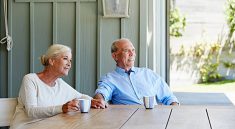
[169,0,235,105]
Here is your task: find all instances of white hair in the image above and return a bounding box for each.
[111,38,132,53]
[40,44,71,66]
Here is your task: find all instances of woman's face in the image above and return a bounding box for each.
[50,51,72,76]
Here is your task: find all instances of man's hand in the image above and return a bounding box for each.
[170,102,179,105]
[91,99,108,109]
[92,93,108,109]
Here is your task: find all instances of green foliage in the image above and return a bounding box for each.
[197,42,222,83]
[170,8,186,37]
[200,63,222,83]
[176,45,185,56]
[196,79,235,85]
[173,42,223,83]
[189,43,205,58]
[170,0,235,84]
[225,0,235,54]
[223,61,235,68]
[225,0,235,36]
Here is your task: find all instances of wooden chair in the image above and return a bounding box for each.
[0,98,17,127]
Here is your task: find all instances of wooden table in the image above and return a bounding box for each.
[22,105,235,129]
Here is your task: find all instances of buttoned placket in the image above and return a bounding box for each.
[127,72,143,104]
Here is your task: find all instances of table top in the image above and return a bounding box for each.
[22,105,235,129]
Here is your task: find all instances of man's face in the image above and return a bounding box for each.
[112,40,136,70]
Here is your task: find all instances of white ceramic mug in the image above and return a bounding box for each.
[78,99,91,113]
[143,96,155,109]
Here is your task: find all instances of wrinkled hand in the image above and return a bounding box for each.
[91,99,108,109]
[62,99,80,113]
[170,102,179,106]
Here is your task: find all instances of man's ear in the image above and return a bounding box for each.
[112,53,117,61]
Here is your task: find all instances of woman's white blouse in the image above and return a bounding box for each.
[10,73,92,129]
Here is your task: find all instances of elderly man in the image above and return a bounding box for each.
[94,38,179,108]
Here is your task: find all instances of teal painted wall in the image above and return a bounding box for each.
[0,0,8,98]
[0,0,167,98]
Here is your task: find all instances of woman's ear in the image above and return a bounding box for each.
[48,58,54,66]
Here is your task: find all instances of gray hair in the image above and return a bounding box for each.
[111,38,132,53]
[40,44,71,66]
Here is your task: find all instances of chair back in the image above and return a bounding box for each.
[0,98,17,127]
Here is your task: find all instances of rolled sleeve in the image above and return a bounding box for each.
[95,79,114,101]
[155,75,179,105]
[163,95,179,105]
[95,87,110,101]
[166,98,179,105]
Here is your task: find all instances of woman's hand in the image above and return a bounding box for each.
[62,99,80,113]
[91,99,108,109]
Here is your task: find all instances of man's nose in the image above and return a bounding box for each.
[129,51,135,56]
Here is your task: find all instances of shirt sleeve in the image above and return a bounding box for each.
[152,72,179,105]
[19,75,63,119]
[95,76,114,101]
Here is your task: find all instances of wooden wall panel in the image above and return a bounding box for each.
[11,2,30,97]
[0,0,8,97]
[0,0,165,98]
[99,18,120,76]
[122,0,140,66]
[34,3,53,73]
[3,0,100,97]
[56,2,76,86]
[79,2,97,95]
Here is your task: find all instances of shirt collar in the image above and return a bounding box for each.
[115,66,136,75]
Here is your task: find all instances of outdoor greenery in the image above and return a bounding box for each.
[195,79,235,86]
[170,0,235,84]
[223,61,235,69]
[225,0,235,44]
[173,79,235,93]
[199,42,222,83]
[169,3,186,37]
[172,41,223,83]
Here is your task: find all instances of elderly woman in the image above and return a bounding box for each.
[10,44,104,129]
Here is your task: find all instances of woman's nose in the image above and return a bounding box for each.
[67,61,71,66]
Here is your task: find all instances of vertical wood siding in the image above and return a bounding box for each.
[0,0,166,97]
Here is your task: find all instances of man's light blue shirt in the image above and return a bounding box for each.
[95,67,179,105]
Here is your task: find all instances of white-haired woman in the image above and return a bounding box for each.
[10,44,105,129]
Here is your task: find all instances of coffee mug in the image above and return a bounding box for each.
[78,99,91,113]
[143,96,155,109]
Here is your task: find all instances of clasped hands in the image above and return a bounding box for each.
[62,98,107,113]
